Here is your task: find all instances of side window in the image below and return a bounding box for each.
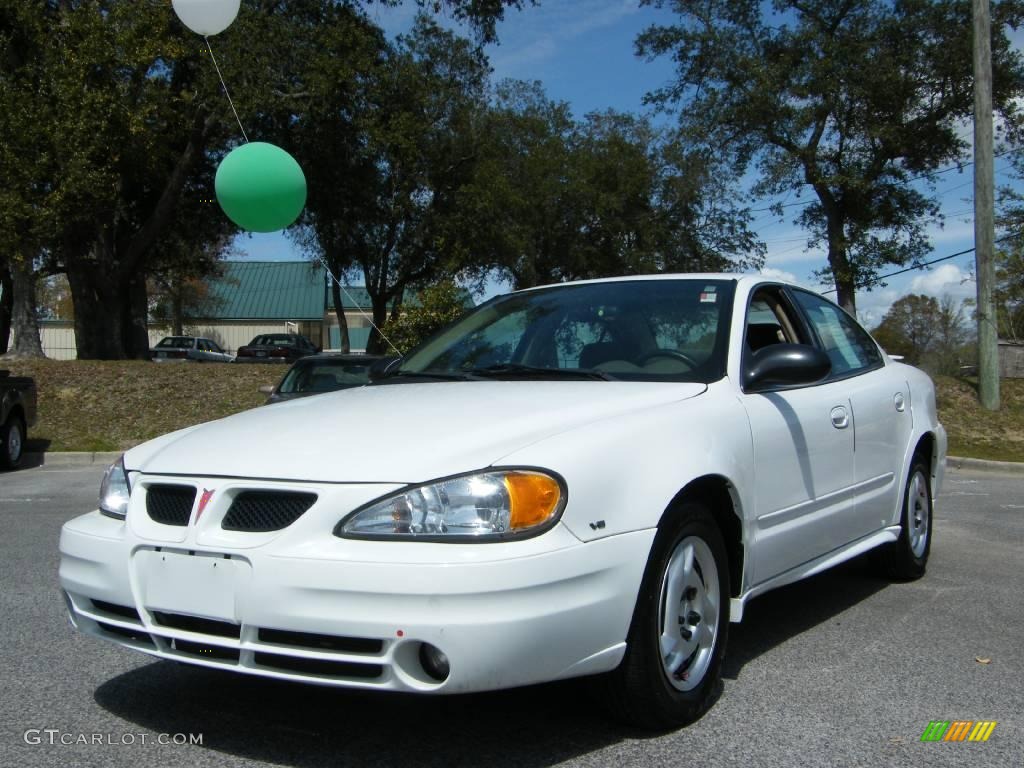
[791,290,882,377]
[744,287,808,353]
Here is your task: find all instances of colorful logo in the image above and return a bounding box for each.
[195,488,215,523]
[921,721,997,742]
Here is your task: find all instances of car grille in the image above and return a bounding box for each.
[146,485,197,526]
[221,491,317,532]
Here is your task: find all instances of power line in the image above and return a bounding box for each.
[820,230,1023,295]
[749,146,1023,214]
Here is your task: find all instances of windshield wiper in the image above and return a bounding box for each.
[377,370,481,382]
[466,364,614,381]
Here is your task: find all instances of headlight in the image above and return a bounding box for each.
[98,456,131,519]
[335,469,566,541]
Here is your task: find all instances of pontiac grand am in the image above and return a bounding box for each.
[59,274,945,729]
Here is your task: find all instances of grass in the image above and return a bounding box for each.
[1,359,276,452]
[2,360,1023,462]
[934,375,1024,463]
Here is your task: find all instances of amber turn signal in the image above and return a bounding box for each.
[505,472,562,530]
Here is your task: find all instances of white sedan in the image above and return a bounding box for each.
[59,274,945,729]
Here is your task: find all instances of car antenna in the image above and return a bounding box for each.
[314,256,402,356]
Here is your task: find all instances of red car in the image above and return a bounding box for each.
[233,333,320,363]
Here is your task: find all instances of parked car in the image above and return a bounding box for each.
[150,336,233,363]
[234,333,319,363]
[59,275,945,729]
[260,354,384,404]
[1,369,37,469]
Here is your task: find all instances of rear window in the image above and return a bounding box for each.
[279,360,373,393]
[156,337,194,349]
[252,335,296,347]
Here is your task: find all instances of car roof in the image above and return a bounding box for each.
[517,273,806,294]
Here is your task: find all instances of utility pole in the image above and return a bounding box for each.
[973,0,1000,410]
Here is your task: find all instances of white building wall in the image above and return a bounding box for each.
[24,320,324,360]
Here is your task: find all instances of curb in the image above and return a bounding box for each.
[23,451,121,468]
[946,455,1024,475]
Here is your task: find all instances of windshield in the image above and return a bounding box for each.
[399,279,735,383]
[279,359,374,394]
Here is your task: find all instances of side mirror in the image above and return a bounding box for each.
[258,384,274,395]
[744,344,831,391]
[368,356,401,381]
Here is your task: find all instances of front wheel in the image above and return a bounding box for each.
[881,456,932,580]
[1,415,26,469]
[601,502,729,729]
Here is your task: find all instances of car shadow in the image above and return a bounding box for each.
[94,556,889,767]
[95,667,631,767]
[722,553,889,680]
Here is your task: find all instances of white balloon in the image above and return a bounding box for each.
[172,0,241,37]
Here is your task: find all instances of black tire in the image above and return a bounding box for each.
[1,414,26,470]
[881,455,932,581]
[601,501,730,730]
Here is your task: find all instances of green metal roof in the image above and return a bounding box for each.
[206,261,326,320]
[327,285,381,313]
[327,283,476,312]
[200,261,476,320]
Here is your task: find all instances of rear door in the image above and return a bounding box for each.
[789,289,913,534]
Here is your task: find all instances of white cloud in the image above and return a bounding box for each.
[754,267,824,292]
[757,266,799,283]
[909,263,975,300]
[853,287,901,328]
[851,264,976,327]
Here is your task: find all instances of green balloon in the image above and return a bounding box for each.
[215,142,307,233]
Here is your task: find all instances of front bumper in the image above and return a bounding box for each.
[59,483,654,693]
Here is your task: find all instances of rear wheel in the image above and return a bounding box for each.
[881,455,932,580]
[1,414,26,469]
[602,502,729,729]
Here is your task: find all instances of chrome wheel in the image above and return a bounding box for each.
[658,535,720,692]
[907,469,929,558]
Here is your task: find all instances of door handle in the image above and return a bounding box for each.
[830,406,849,429]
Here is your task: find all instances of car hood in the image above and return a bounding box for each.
[126,381,707,483]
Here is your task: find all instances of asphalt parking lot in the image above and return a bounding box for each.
[1,461,1021,768]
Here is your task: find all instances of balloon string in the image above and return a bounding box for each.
[205,36,248,143]
[314,254,403,356]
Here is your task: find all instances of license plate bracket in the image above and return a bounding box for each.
[135,549,250,623]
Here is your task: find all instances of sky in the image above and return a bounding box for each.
[232,0,1022,328]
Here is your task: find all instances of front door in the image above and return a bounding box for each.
[739,287,859,584]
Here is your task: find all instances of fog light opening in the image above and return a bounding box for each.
[418,642,450,682]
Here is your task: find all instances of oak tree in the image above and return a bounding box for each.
[638,0,1024,315]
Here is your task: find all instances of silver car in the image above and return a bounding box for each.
[150,336,234,363]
